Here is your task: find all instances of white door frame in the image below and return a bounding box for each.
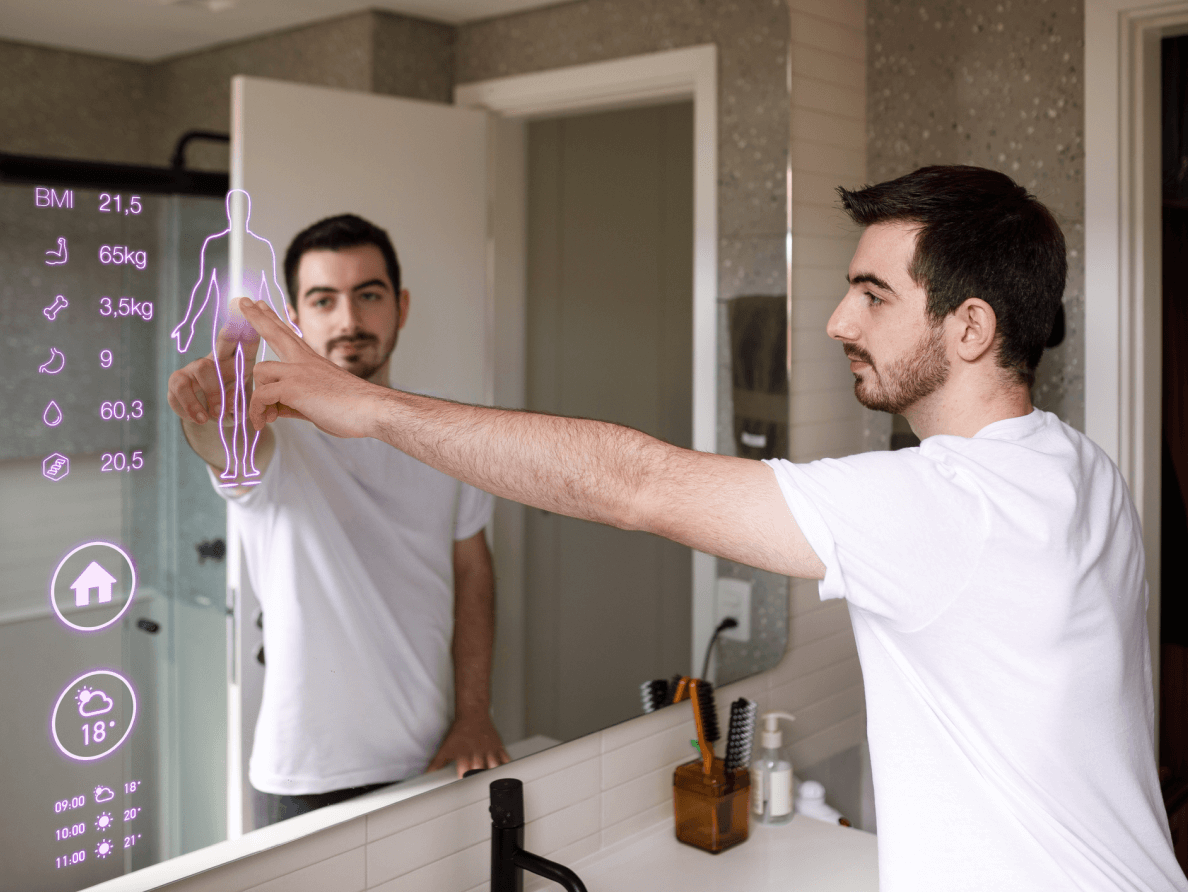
[1086,1,1188,715]
[456,45,719,680]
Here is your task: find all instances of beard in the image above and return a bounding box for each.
[325,331,397,382]
[845,321,949,415]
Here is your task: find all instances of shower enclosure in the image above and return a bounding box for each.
[0,159,232,891]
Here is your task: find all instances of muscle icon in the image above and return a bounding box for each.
[171,190,300,485]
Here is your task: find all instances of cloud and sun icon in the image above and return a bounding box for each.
[93,785,115,804]
[76,686,114,718]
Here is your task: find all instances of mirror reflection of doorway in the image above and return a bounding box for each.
[523,101,694,742]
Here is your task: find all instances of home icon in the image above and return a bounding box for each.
[71,561,118,607]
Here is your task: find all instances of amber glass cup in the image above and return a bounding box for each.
[673,760,750,853]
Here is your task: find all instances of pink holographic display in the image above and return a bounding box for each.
[170,190,300,484]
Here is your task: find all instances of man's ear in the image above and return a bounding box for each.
[952,297,997,364]
[397,289,411,332]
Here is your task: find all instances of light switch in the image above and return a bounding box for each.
[715,577,752,643]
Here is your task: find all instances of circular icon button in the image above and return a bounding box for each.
[51,670,137,762]
[50,541,136,632]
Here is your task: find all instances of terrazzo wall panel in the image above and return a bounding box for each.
[0,39,152,164]
[146,11,377,172]
[867,0,1085,429]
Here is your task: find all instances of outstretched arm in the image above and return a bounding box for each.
[240,299,825,580]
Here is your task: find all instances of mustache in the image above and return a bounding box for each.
[842,343,874,366]
[326,333,378,352]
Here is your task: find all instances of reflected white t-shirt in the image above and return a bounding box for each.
[765,409,1186,892]
[214,419,493,795]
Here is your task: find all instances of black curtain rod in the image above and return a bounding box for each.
[0,151,228,198]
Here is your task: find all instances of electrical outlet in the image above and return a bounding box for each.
[715,577,752,643]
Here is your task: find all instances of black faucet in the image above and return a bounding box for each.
[490,778,589,892]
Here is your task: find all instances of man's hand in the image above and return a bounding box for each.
[240,298,381,439]
[427,713,510,778]
[167,315,260,426]
[168,311,276,474]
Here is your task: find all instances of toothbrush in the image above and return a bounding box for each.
[687,679,720,775]
[724,698,758,773]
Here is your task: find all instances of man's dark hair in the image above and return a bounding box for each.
[837,165,1066,387]
[283,214,401,308]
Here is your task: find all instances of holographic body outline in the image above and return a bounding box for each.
[170,190,300,486]
[51,669,137,762]
[49,540,137,632]
[39,347,66,374]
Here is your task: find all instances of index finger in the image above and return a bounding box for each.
[237,298,310,360]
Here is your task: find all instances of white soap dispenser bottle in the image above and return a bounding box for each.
[752,711,796,825]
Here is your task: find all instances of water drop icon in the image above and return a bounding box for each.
[43,400,63,427]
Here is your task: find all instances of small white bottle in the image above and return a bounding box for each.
[751,711,795,825]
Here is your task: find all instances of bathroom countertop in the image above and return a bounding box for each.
[563,815,879,891]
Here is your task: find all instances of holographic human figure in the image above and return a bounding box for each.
[171,190,300,485]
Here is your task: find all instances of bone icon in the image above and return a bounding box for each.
[43,295,68,321]
[39,348,66,374]
[45,237,68,266]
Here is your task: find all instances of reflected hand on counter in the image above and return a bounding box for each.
[428,713,511,779]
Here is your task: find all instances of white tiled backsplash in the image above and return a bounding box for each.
[143,630,867,892]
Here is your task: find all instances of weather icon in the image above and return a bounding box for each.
[95,811,113,831]
[76,687,114,717]
[93,785,115,804]
[95,839,114,859]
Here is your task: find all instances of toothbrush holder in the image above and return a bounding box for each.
[672,760,750,854]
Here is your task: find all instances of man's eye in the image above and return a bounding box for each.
[866,292,884,306]
[359,291,381,302]
[313,297,332,309]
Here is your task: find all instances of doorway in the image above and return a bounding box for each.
[522,101,693,741]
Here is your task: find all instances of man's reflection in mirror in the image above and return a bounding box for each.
[167,214,509,824]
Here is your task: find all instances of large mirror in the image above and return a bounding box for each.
[0,6,791,891]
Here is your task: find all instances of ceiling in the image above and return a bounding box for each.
[0,0,563,61]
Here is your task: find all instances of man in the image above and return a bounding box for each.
[238,166,1186,889]
[167,214,508,824]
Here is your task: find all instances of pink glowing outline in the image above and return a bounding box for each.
[50,669,137,762]
[170,190,300,484]
[43,295,68,321]
[49,540,137,632]
[45,237,68,266]
[39,347,66,374]
[43,452,69,481]
[43,400,63,427]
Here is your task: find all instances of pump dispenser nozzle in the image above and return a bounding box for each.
[760,711,795,749]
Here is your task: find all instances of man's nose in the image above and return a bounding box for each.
[826,294,859,343]
[333,297,363,331]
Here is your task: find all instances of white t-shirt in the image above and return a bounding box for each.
[766,409,1186,892]
[213,419,494,795]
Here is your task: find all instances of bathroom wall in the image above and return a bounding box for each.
[866,0,1086,430]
